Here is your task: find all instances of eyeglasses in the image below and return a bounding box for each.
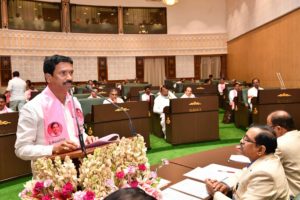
[111,93,118,96]
[242,135,256,144]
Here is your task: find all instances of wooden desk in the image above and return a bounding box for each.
[165,96,219,145]
[0,112,31,182]
[152,145,246,199]
[169,145,246,169]
[252,89,300,129]
[89,101,151,148]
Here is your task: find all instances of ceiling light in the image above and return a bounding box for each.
[162,0,178,6]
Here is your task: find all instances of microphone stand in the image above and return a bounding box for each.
[99,94,136,136]
[69,89,87,157]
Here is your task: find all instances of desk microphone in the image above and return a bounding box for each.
[69,89,87,157]
[98,94,136,136]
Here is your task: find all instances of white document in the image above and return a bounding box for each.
[184,164,241,182]
[157,178,171,189]
[170,179,209,199]
[229,155,251,164]
[162,188,201,200]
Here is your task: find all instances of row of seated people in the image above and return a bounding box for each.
[78,85,219,144]
[221,78,263,124]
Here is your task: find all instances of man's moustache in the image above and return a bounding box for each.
[63,80,73,85]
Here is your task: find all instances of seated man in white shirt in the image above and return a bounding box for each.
[229,83,240,110]
[181,86,195,98]
[248,78,263,110]
[103,88,124,104]
[218,78,226,95]
[88,89,100,99]
[141,86,153,102]
[0,94,13,114]
[153,85,177,139]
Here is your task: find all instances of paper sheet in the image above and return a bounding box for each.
[184,164,241,182]
[170,179,209,199]
[157,178,171,189]
[162,188,201,200]
[229,155,251,164]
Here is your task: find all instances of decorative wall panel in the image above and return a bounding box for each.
[10,56,97,82]
[0,30,227,57]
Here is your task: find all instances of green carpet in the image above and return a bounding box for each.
[0,110,245,200]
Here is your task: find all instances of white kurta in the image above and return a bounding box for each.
[6,77,26,101]
[229,89,237,110]
[103,97,124,104]
[153,94,177,137]
[181,93,195,98]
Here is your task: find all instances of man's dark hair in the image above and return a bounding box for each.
[160,85,168,92]
[0,94,6,102]
[50,122,59,129]
[12,71,20,77]
[104,188,157,200]
[270,111,295,131]
[252,125,277,154]
[252,78,260,84]
[144,86,151,90]
[43,55,73,75]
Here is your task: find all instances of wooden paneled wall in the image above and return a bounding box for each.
[227,9,300,88]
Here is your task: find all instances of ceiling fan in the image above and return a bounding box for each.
[146,0,179,6]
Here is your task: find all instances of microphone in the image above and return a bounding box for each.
[69,89,87,157]
[97,93,136,136]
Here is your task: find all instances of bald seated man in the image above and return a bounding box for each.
[205,125,290,200]
[267,110,300,197]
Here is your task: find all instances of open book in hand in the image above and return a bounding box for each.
[83,133,120,149]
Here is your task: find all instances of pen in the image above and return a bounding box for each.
[217,170,235,174]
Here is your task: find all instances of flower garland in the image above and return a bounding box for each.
[19,135,166,200]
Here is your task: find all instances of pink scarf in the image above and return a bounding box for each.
[41,86,84,145]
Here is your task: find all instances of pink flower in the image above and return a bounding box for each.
[53,190,62,199]
[84,191,95,200]
[43,180,52,188]
[63,182,74,193]
[127,166,136,174]
[130,180,139,188]
[150,171,157,179]
[138,164,147,171]
[41,195,52,200]
[33,181,44,194]
[116,171,125,179]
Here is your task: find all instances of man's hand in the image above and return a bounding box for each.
[52,140,78,154]
[85,135,98,145]
[205,179,229,196]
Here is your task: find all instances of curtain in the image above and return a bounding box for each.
[144,58,165,86]
[200,56,221,79]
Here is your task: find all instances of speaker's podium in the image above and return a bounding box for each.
[252,88,300,129]
[164,96,219,145]
[0,112,31,182]
[86,101,150,148]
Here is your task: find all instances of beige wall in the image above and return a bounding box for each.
[227,0,300,40]
[227,9,300,88]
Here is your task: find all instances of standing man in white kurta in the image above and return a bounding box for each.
[15,55,96,162]
[5,71,26,111]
